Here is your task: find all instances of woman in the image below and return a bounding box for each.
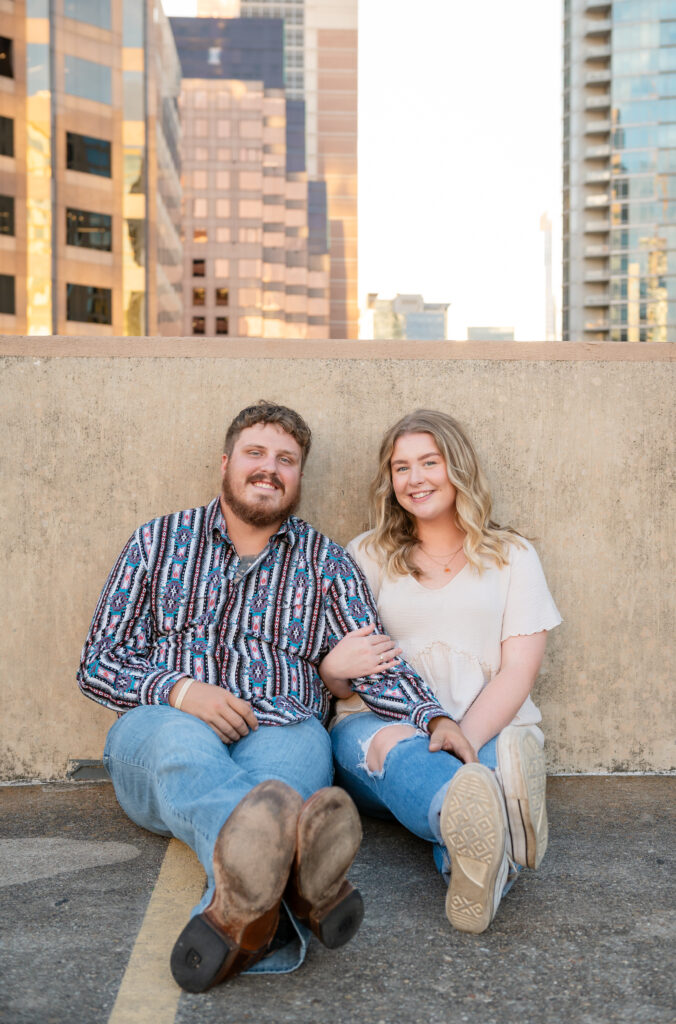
[320,410,561,934]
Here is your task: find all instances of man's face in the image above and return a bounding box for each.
[221,422,303,528]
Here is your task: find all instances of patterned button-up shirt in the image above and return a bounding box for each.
[77,497,449,730]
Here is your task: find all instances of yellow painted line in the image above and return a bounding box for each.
[108,838,205,1024]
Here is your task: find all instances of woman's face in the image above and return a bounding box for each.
[390,432,457,522]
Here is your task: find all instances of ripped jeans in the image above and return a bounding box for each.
[331,711,499,882]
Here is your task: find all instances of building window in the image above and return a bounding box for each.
[192,316,205,335]
[0,274,15,314]
[64,0,111,30]
[66,284,112,324]
[0,195,14,236]
[0,116,13,157]
[66,208,112,250]
[216,288,229,306]
[192,286,205,306]
[193,228,207,243]
[0,38,13,79]
[64,55,112,105]
[216,317,228,335]
[66,132,111,178]
[192,259,205,277]
[215,258,229,277]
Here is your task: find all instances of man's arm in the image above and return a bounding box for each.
[321,553,454,734]
[77,530,187,712]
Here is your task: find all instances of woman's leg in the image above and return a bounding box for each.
[332,712,485,843]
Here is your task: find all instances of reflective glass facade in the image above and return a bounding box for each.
[0,0,183,337]
[198,0,358,338]
[564,0,676,341]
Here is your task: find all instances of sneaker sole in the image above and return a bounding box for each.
[441,764,506,934]
[497,727,548,869]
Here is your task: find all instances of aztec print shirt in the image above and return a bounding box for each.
[77,497,450,730]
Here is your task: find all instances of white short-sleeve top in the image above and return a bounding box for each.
[346,531,562,726]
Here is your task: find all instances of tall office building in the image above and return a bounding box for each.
[0,0,182,337]
[363,293,449,341]
[563,0,676,342]
[195,0,358,339]
[171,16,330,339]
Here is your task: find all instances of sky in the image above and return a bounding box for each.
[162,1,563,340]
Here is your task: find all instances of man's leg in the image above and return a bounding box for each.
[230,718,364,950]
[103,705,255,891]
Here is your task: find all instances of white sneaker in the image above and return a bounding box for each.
[496,726,548,869]
[440,763,509,934]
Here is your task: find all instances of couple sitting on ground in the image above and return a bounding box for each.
[77,399,561,992]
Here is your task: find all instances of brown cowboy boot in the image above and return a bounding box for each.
[284,786,364,948]
[170,779,302,992]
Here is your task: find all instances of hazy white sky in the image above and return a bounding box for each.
[162,0,563,339]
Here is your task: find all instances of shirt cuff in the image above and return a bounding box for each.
[410,701,454,733]
[144,670,191,706]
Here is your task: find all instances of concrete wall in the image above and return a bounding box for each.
[1,338,674,779]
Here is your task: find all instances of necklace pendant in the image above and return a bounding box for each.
[444,567,451,573]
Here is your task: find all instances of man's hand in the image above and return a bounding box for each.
[169,679,258,744]
[428,717,478,763]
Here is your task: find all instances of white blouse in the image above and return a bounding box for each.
[344,531,562,727]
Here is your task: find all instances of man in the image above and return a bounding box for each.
[78,401,473,992]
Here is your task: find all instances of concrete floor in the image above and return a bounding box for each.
[0,777,674,1024]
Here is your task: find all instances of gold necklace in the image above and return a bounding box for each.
[420,542,464,573]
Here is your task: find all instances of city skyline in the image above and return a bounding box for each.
[162,0,562,341]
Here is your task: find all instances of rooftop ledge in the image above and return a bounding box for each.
[1,337,674,362]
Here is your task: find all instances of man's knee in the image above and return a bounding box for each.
[365,724,417,773]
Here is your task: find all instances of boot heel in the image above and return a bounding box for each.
[314,885,364,949]
[170,915,235,993]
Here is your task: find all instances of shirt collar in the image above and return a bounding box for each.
[207,496,297,549]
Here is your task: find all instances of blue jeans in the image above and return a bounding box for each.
[104,705,334,974]
[331,712,501,883]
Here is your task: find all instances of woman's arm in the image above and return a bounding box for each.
[458,631,547,752]
[318,623,401,697]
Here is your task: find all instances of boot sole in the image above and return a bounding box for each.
[171,780,302,992]
[286,787,364,948]
[441,764,506,934]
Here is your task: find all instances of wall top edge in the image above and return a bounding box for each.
[0,338,674,363]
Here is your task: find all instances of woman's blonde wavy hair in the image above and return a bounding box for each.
[366,409,524,577]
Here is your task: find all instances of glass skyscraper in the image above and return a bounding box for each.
[563,0,676,342]
[0,0,182,336]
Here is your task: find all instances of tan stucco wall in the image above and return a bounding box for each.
[1,339,674,779]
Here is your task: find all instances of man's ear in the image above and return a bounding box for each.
[221,453,228,476]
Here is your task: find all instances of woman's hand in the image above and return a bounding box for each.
[319,623,402,697]
[428,717,478,763]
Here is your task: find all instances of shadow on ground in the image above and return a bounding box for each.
[0,777,674,1024]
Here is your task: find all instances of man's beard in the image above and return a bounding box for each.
[221,469,301,527]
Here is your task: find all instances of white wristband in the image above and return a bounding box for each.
[174,678,194,711]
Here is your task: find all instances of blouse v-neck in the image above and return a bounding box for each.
[410,561,469,592]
